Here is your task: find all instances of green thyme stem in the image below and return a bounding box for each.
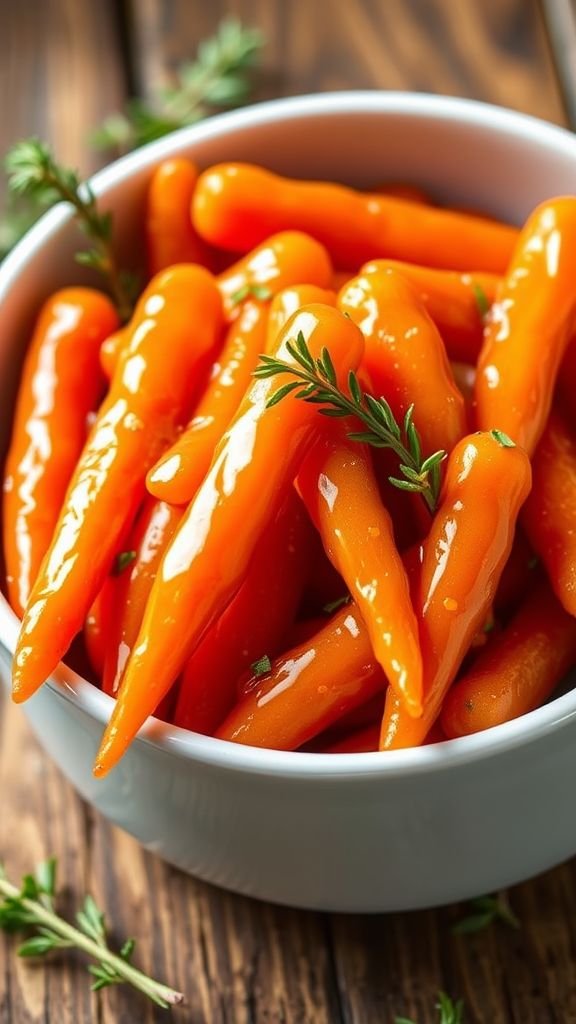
[0,874,183,1008]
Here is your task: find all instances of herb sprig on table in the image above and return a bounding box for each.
[0,858,183,1008]
[396,991,465,1024]
[254,332,446,512]
[453,891,520,934]
[5,139,137,320]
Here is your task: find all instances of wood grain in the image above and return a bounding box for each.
[1,2,576,1022]
[126,0,566,124]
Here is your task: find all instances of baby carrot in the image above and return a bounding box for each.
[102,497,183,695]
[522,405,576,616]
[441,582,576,738]
[3,288,118,616]
[12,265,223,703]
[84,578,114,680]
[297,424,423,715]
[339,269,467,457]
[174,491,313,734]
[474,197,576,455]
[146,157,212,275]
[217,230,333,322]
[361,260,500,363]
[380,431,532,749]
[94,304,364,774]
[266,284,336,352]
[100,326,128,380]
[192,163,517,271]
[216,603,384,750]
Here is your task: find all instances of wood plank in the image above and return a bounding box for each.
[127,0,565,124]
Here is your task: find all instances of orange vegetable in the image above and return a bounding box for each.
[361,260,499,363]
[494,530,539,619]
[380,431,532,749]
[94,304,364,774]
[216,603,384,750]
[174,491,314,735]
[103,497,183,695]
[147,239,333,507]
[3,287,118,616]
[474,197,576,455]
[192,163,517,271]
[339,269,467,457]
[12,266,223,703]
[442,582,576,738]
[522,405,576,616]
[100,326,128,381]
[266,284,336,352]
[322,722,381,754]
[146,157,211,275]
[217,230,332,322]
[84,579,114,680]
[297,425,422,715]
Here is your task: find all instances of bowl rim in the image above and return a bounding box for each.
[2,88,576,780]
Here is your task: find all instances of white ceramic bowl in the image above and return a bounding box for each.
[2,92,576,913]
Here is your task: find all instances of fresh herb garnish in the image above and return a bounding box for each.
[113,550,137,576]
[396,991,465,1024]
[5,139,137,320]
[254,331,446,512]
[230,283,274,306]
[491,429,515,448]
[472,281,490,318]
[0,858,183,1007]
[91,19,264,154]
[452,891,520,934]
[251,654,272,677]
[323,595,351,614]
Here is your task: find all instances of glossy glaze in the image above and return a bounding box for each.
[216,230,333,322]
[192,162,518,271]
[361,260,501,364]
[442,581,576,738]
[103,496,183,695]
[265,284,336,351]
[297,425,423,715]
[474,197,576,455]
[2,288,118,616]
[147,300,268,505]
[217,602,383,749]
[12,266,222,702]
[94,304,364,775]
[339,269,467,457]
[174,491,313,735]
[380,432,532,749]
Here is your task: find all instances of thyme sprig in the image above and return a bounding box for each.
[5,139,137,320]
[254,332,446,512]
[0,858,183,1008]
[92,19,264,154]
[453,891,520,935]
[396,990,465,1024]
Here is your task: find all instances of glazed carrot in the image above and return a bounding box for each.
[94,304,364,774]
[146,249,334,505]
[174,491,314,734]
[297,424,423,715]
[192,163,517,271]
[103,497,183,695]
[441,582,576,738]
[12,266,223,703]
[494,530,538,619]
[522,406,576,616]
[474,197,576,455]
[216,603,384,750]
[100,326,128,380]
[266,284,336,352]
[146,157,212,275]
[2,288,118,616]
[217,230,333,322]
[339,269,467,457]
[84,578,115,680]
[380,431,532,749]
[361,260,499,363]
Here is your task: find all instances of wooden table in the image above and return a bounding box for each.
[0,2,574,1021]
